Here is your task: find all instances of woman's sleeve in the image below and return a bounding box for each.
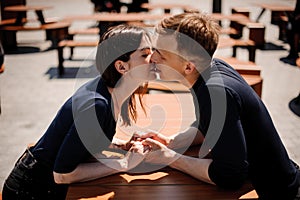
[53,100,111,173]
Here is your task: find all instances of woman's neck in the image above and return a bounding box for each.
[108,76,144,121]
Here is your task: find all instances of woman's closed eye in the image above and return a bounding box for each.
[140,48,152,58]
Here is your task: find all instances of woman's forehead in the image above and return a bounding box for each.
[138,35,152,50]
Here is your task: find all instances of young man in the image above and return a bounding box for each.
[141,12,300,199]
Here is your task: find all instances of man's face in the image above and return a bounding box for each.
[150,34,188,81]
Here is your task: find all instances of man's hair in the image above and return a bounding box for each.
[156,12,220,59]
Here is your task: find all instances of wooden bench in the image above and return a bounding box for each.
[57,40,98,75]
[220,21,266,62]
[229,7,251,39]
[297,58,300,68]
[67,27,100,60]
[218,37,256,62]
[68,27,99,38]
[0,64,4,74]
[217,56,263,97]
[0,21,70,51]
[254,3,294,41]
[0,18,26,26]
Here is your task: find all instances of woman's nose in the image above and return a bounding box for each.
[150,53,157,64]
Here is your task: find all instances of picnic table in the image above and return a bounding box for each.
[66,146,258,200]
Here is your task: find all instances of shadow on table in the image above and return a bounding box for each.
[45,64,98,79]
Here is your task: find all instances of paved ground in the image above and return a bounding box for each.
[0,0,300,190]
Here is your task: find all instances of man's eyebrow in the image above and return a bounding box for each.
[152,47,162,55]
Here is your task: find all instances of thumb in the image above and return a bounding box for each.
[143,138,163,150]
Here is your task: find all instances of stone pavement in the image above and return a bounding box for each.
[0,0,300,190]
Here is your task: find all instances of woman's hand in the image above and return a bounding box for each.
[118,141,150,171]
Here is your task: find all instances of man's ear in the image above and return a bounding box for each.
[184,61,197,75]
[114,60,129,75]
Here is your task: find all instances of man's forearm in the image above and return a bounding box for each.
[169,127,204,149]
[169,154,214,185]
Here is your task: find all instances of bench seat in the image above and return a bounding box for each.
[57,40,99,75]
[0,22,70,51]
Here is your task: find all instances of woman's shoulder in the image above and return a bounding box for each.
[72,77,110,111]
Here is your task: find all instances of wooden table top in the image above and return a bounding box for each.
[254,3,294,12]
[66,145,258,200]
[141,3,193,11]
[4,5,53,12]
[62,13,171,23]
[210,13,251,23]
[67,168,257,199]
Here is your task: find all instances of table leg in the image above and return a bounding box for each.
[57,45,65,76]
[35,10,46,24]
[46,27,69,48]
[255,8,266,22]
[15,11,26,25]
[164,9,171,13]
[0,30,17,51]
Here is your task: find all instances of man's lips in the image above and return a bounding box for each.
[150,66,161,73]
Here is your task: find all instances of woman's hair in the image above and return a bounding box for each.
[156,11,220,61]
[96,24,149,126]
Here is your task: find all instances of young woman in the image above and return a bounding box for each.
[2,24,153,200]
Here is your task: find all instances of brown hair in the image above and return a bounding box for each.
[96,24,148,126]
[157,12,220,62]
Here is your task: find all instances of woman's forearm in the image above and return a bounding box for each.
[53,159,123,184]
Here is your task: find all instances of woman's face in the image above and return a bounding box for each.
[125,35,155,81]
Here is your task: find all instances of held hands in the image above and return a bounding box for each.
[118,140,150,172]
[112,131,179,168]
[137,130,173,147]
[142,138,179,165]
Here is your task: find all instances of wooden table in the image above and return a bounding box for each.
[0,5,69,51]
[62,13,171,23]
[67,145,258,200]
[210,13,251,23]
[140,3,193,13]
[66,167,257,200]
[254,3,294,41]
[254,3,294,23]
[4,5,53,25]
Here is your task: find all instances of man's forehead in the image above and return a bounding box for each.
[153,34,179,54]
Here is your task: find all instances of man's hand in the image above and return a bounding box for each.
[142,138,180,165]
[138,130,173,146]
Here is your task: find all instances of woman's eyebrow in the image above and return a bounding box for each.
[139,47,151,51]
